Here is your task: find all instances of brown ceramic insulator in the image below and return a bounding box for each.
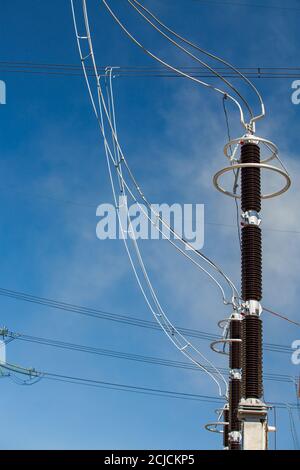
[241,143,261,213]
[229,319,242,370]
[241,316,263,399]
[241,225,262,301]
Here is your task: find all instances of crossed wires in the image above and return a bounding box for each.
[69,0,249,397]
[102,0,265,132]
[69,0,299,399]
[0,360,298,416]
[73,0,241,305]
[0,0,297,438]
[1,327,298,385]
[286,404,300,450]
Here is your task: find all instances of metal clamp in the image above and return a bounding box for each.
[242,210,261,226]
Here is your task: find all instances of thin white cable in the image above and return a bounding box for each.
[71,0,228,396]
[127,0,253,121]
[73,0,241,313]
[101,46,228,401]
[90,38,240,306]
[116,152,240,305]
[71,0,240,307]
[105,69,230,305]
[106,68,229,325]
[101,0,248,131]
[129,0,265,128]
[103,70,227,397]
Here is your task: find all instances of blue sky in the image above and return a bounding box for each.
[0,0,300,450]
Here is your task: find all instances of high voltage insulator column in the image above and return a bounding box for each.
[209,313,242,449]
[223,405,229,450]
[228,313,242,450]
[213,131,291,450]
[237,140,268,450]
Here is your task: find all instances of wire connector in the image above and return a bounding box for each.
[230,369,242,380]
[242,210,261,227]
[229,431,242,443]
[243,300,262,316]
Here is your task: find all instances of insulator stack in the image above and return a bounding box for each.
[242,316,263,399]
[229,319,242,370]
[229,379,241,431]
[212,133,291,449]
[228,316,242,450]
[241,225,262,301]
[223,408,229,449]
[240,142,264,404]
[241,143,261,213]
[230,441,241,451]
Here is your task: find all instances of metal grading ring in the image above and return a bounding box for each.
[213,163,291,200]
[224,135,278,164]
[210,338,242,355]
[218,319,230,329]
[205,422,228,434]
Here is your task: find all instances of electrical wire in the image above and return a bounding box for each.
[193,0,300,12]
[263,306,300,328]
[287,404,300,450]
[0,182,300,236]
[0,182,299,236]
[0,286,295,354]
[104,71,227,395]
[79,0,300,394]
[127,0,253,121]
[72,0,241,309]
[73,0,228,396]
[0,360,227,404]
[222,95,241,248]
[101,0,250,131]
[2,61,300,79]
[2,328,296,384]
[0,361,299,411]
[128,0,265,127]
[72,0,241,303]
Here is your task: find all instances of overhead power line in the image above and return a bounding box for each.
[1,61,300,79]
[263,307,300,328]
[0,286,294,354]
[69,0,297,448]
[193,0,300,11]
[0,361,298,410]
[2,328,295,384]
[1,183,300,236]
[1,184,300,236]
[127,0,256,121]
